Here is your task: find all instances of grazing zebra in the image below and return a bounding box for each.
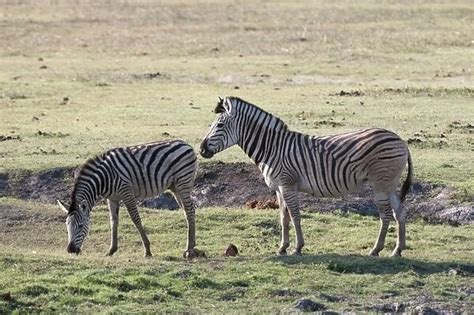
[200,97,413,257]
[57,139,198,258]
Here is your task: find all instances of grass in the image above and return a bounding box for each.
[0,198,473,313]
[0,0,473,193]
[2,80,472,193]
[0,1,473,312]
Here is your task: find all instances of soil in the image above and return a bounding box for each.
[0,162,472,225]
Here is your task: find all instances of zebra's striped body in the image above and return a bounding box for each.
[58,139,198,257]
[201,97,412,257]
[258,128,409,198]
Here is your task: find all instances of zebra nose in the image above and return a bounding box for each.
[67,242,80,255]
[200,139,211,157]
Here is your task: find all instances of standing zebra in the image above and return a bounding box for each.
[200,97,413,257]
[57,139,199,258]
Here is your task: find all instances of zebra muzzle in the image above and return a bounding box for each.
[67,242,81,255]
[199,139,214,158]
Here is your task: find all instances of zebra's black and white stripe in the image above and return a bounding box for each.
[58,139,198,257]
[200,97,413,257]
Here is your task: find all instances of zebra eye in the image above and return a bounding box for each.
[78,223,84,229]
[216,123,225,128]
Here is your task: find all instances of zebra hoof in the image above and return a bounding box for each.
[106,248,117,256]
[183,248,206,259]
[183,249,195,259]
[276,249,287,256]
[291,250,302,256]
[390,250,402,258]
[144,252,153,258]
[368,249,381,257]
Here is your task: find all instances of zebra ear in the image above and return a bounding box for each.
[57,200,69,214]
[214,96,225,113]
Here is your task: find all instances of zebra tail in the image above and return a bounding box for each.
[400,151,413,203]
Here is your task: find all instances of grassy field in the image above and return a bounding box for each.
[0,0,473,312]
[1,198,473,313]
[1,0,473,192]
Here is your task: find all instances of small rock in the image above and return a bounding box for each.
[294,298,326,312]
[224,243,238,257]
[60,97,69,105]
[39,65,47,69]
[0,291,12,301]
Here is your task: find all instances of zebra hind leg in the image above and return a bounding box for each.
[280,186,304,256]
[170,182,196,258]
[123,193,152,257]
[276,191,290,256]
[389,192,406,257]
[369,192,392,257]
[106,199,120,256]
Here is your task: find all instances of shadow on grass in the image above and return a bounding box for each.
[267,253,474,276]
[0,295,34,312]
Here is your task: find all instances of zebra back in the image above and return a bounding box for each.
[69,140,197,212]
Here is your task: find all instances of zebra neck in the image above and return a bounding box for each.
[71,177,102,211]
[238,120,289,165]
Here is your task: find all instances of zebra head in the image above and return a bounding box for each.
[200,96,239,158]
[57,199,91,255]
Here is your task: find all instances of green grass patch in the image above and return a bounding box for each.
[0,198,472,312]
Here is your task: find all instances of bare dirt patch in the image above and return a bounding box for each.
[0,162,472,225]
[0,168,74,204]
[0,203,64,240]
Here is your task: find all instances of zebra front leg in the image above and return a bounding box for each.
[107,199,120,256]
[171,184,196,258]
[280,186,304,256]
[390,192,406,257]
[369,192,392,257]
[276,191,290,256]
[123,194,152,257]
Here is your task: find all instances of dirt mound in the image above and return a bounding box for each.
[0,162,472,225]
[0,168,74,204]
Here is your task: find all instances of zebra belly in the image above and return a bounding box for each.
[133,178,173,200]
[297,176,363,198]
[114,172,174,201]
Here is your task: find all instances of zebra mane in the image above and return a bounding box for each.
[225,96,289,131]
[68,154,104,213]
